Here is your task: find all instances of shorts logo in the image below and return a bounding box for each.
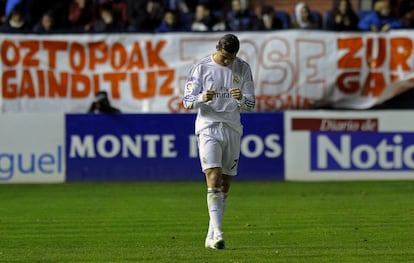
[233,75,240,84]
[202,157,207,164]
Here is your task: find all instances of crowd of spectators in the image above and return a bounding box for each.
[0,0,413,33]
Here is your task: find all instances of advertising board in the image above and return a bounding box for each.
[65,113,284,181]
[0,113,65,183]
[285,111,414,181]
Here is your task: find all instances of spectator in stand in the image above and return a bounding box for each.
[127,0,164,32]
[251,5,284,31]
[206,1,227,31]
[358,0,402,31]
[93,2,123,32]
[156,8,180,32]
[161,0,191,30]
[0,3,30,32]
[0,0,7,25]
[33,10,56,33]
[225,0,254,31]
[126,0,144,31]
[68,0,96,32]
[197,0,226,15]
[184,0,197,13]
[197,0,227,30]
[162,0,189,13]
[26,0,61,29]
[397,0,414,28]
[44,1,72,32]
[291,2,321,29]
[326,0,359,31]
[99,0,129,29]
[5,0,23,17]
[191,3,214,31]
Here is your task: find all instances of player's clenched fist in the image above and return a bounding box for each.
[202,89,215,102]
[230,88,242,100]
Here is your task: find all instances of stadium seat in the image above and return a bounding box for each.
[323,10,332,29]
[178,12,193,31]
[310,10,322,27]
[274,10,290,29]
[357,10,371,20]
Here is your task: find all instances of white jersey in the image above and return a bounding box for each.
[183,54,255,135]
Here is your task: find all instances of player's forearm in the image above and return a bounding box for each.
[183,94,204,109]
[239,95,256,111]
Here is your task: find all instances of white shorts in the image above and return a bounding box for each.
[197,123,242,176]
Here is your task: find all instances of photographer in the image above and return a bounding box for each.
[87,91,121,114]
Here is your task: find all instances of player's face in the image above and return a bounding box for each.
[215,49,237,67]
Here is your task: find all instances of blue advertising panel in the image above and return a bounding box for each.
[238,113,284,180]
[66,113,284,182]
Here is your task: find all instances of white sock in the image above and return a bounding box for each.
[207,193,228,239]
[207,220,214,239]
[206,188,223,239]
[221,193,228,222]
[206,191,228,239]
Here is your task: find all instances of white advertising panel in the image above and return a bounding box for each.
[285,110,414,181]
[0,113,65,183]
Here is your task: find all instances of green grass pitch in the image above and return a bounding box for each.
[0,181,414,262]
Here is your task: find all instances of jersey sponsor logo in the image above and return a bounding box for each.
[213,89,232,99]
[311,132,414,171]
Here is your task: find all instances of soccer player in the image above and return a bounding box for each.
[183,34,255,249]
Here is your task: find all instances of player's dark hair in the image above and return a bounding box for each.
[217,34,240,54]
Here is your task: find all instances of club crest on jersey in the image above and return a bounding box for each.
[233,75,240,84]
